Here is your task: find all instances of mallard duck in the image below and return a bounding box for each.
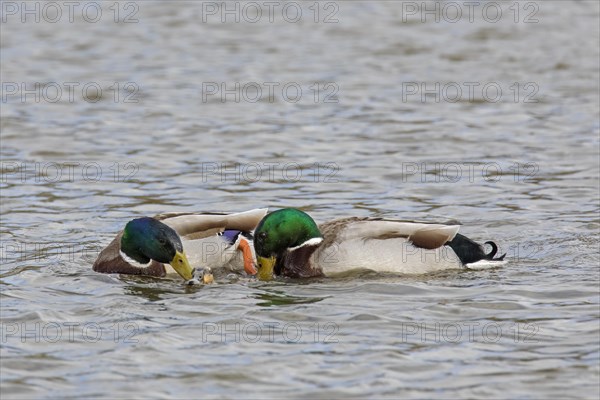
[93,208,268,281]
[253,208,506,280]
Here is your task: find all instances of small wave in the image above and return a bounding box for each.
[465,259,508,270]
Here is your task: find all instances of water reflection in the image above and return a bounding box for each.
[253,287,327,307]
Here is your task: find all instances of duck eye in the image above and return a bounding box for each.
[259,232,267,240]
[158,238,167,245]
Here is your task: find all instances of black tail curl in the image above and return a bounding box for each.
[447,234,506,265]
[484,241,506,261]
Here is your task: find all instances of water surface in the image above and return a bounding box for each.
[1,1,599,398]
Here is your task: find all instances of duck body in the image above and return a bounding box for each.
[178,229,254,274]
[93,208,268,280]
[254,209,506,280]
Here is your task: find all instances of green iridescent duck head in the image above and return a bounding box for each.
[253,208,322,280]
[121,217,194,280]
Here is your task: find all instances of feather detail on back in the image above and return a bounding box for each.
[320,217,460,250]
[313,217,463,275]
[408,225,460,249]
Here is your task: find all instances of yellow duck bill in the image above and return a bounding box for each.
[169,250,194,280]
[257,256,276,281]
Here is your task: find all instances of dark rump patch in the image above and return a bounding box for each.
[446,234,506,264]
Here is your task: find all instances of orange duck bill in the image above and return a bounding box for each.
[237,237,257,275]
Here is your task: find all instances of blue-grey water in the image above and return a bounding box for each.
[1,1,599,399]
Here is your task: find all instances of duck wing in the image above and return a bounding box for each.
[156,208,268,240]
[320,217,460,250]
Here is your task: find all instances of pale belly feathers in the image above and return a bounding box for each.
[312,237,463,276]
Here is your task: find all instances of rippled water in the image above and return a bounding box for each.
[1,1,599,398]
